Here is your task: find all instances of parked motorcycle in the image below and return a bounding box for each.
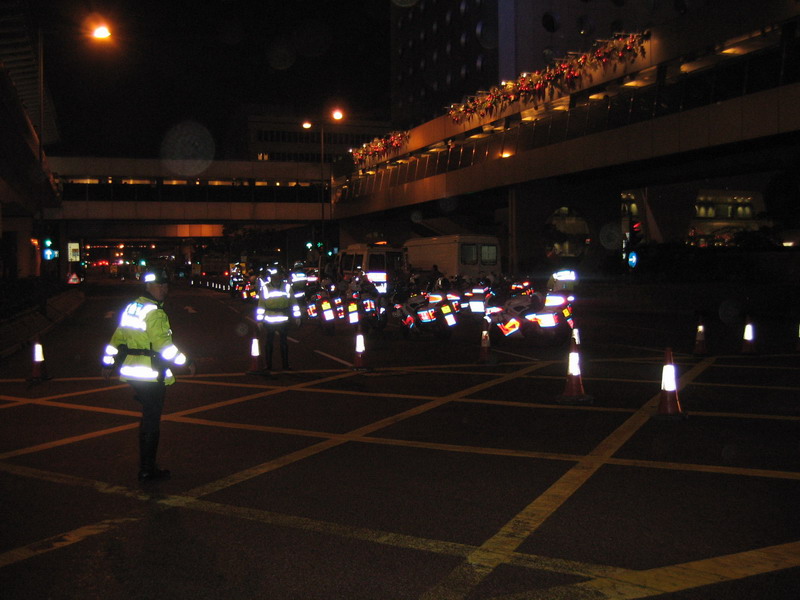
[343,272,390,333]
[305,278,346,335]
[483,276,573,346]
[392,284,458,340]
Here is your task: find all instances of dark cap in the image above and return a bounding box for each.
[142,270,169,284]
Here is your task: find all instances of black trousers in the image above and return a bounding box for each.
[261,322,289,369]
[130,380,166,434]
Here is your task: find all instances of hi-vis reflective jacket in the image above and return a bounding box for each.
[102,295,188,385]
[256,279,301,325]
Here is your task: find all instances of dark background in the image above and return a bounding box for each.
[30,0,391,158]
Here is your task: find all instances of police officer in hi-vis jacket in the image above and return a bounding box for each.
[256,268,301,374]
[102,270,195,483]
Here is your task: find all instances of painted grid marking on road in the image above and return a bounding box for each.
[418,356,719,600]
[1,354,798,597]
[182,360,553,499]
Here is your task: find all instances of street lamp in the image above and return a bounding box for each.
[37,19,112,165]
[302,109,344,252]
[35,17,112,279]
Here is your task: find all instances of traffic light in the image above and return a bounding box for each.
[42,238,57,261]
[629,220,643,247]
[624,220,643,270]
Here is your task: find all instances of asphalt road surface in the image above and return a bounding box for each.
[1,277,798,599]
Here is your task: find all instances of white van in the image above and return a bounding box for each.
[336,243,404,293]
[403,234,501,280]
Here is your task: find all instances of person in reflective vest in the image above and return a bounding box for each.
[256,269,301,373]
[101,270,195,483]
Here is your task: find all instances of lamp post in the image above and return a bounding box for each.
[35,20,112,279]
[36,22,111,165]
[302,109,344,254]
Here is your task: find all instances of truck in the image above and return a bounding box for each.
[402,234,501,281]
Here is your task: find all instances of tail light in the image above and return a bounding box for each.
[419,308,437,323]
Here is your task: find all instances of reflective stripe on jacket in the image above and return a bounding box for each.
[256,280,300,324]
[102,295,187,384]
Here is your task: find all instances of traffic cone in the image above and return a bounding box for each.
[741,317,756,354]
[29,336,50,383]
[352,323,367,371]
[654,347,687,419]
[571,326,581,348]
[693,318,708,356]
[557,338,592,404]
[478,318,491,363]
[247,336,265,374]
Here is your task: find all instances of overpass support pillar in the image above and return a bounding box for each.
[507,184,560,275]
[509,181,624,277]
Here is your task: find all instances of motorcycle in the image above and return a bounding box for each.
[392,284,458,340]
[483,277,573,346]
[458,279,494,316]
[343,272,390,333]
[305,278,346,335]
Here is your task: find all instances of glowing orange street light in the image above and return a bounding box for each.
[83,13,113,42]
[93,25,111,39]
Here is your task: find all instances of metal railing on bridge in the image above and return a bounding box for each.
[339,37,800,201]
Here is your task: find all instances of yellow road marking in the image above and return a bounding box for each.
[2,354,798,596]
[170,413,800,481]
[2,396,139,417]
[0,518,142,569]
[419,356,718,600]
[183,361,552,498]
[0,459,639,580]
[3,458,796,596]
[0,422,140,460]
[496,541,800,599]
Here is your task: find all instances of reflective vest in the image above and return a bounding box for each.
[102,295,187,385]
[256,280,301,324]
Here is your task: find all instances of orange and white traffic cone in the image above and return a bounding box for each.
[693,318,708,356]
[654,347,687,419]
[478,318,491,363]
[352,323,367,371]
[29,336,50,383]
[571,326,581,348]
[247,336,265,374]
[741,317,756,355]
[558,338,592,404]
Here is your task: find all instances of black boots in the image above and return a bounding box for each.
[138,431,170,483]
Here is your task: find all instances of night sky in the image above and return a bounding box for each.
[31,0,391,159]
